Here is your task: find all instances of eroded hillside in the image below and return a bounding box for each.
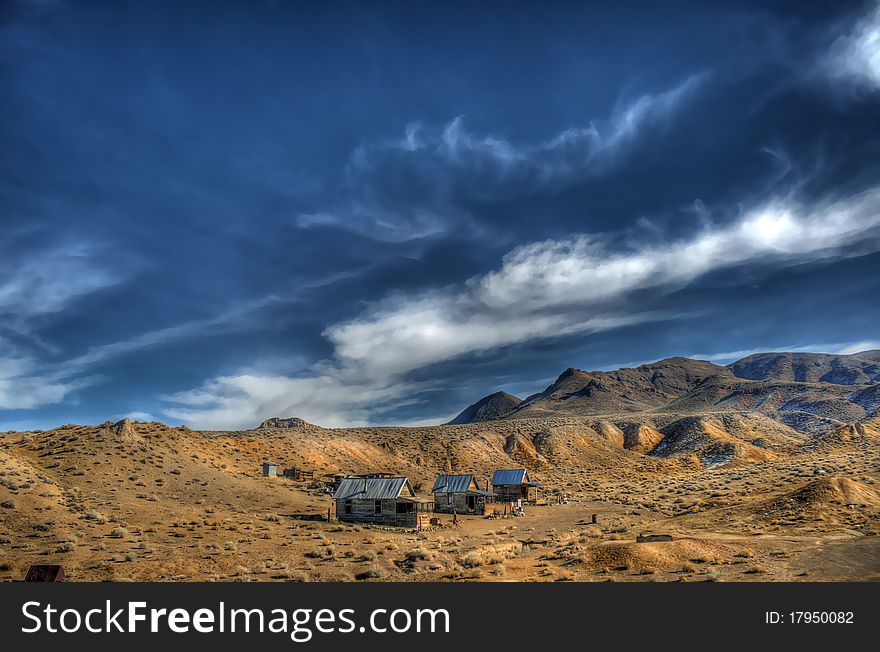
[1,412,878,582]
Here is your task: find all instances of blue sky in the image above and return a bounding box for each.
[2,0,880,430]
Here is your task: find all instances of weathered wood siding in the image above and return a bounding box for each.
[336,498,419,527]
[432,493,486,515]
[493,484,539,503]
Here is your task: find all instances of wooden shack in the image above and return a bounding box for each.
[262,461,277,477]
[282,468,315,481]
[431,474,495,515]
[491,469,543,505]
[334,476,433,527]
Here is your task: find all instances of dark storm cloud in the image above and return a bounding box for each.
[1,0,879,429]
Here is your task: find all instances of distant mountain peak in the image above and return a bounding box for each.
[729,351,880,385]
[447,391,522,425]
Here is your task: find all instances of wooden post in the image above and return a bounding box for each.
[591,513,597,524]
[328,507,331,522]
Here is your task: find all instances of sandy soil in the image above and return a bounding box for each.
[1,416,878,582]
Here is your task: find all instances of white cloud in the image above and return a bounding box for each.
[834,340,880,355]
[826,2,880,89]
[0,348,91,410]
[327,187,880,376]
[163,372,427,430]
[167,184,880,429]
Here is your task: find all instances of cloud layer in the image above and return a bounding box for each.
[166,185,880,429]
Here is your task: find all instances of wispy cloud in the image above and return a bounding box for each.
[0,245,117,322]
[295,75,706,241]
[0,245,121,411]
[686,340,880,364]
[166,183,880,429]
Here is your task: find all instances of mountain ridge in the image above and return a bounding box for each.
[452,350,880,430]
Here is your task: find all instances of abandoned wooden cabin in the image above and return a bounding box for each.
[262,461,277,477]
[334,476,433,527]
[431,474,495,515]
[282,468,315,481]
[491,469,543,504]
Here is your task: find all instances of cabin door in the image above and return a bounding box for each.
[466,495,476,512]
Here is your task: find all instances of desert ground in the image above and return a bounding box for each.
[1,410,878,582]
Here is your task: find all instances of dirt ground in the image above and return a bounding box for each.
[1,417,878,582]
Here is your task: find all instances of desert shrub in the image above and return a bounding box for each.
[85,510,107,524]
[110,527,128,539]
[460,552,483,568]
[56,541,76,553]
[306,546,334,559]
[408,546,432,561]
[355,565,388,580]
[735,549,756,559]
[359,550,378,562]
[1,500,16,509]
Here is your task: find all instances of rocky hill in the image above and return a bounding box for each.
[447,391,522,424]
[257,417,320,430]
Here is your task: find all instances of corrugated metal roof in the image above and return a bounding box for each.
[431,474,476,493]
[333,476,411,500]
[492,469,529,485]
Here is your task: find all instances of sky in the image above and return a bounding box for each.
[1,0,880,430]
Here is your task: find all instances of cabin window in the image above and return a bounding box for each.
[374,500,382,514]
[396,502,413,513]
[344,500,352,514]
